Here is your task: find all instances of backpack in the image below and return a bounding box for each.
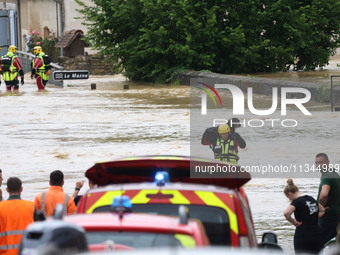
[201,126,219,146]
[1,56,12,66]
[42,54,51,65]
[1,56,12,71]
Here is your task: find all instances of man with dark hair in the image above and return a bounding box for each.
[50,169,64,186]
[7,177,22,192]
[34,170,77,217]
[316,153,340,246]
[0,177,36,255]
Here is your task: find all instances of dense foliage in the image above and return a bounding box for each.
[76,0,340,82]
[24,29,60,61]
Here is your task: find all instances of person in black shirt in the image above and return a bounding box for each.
[283,179,325,254]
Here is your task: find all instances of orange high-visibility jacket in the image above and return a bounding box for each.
[0,199,35,255]
[34,186,76,217]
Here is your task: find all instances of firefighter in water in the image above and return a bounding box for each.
[31,46,51,90]
[0,45,25,92]
[213,124,240,164]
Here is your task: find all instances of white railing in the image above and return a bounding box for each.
[17,50,64,87]
[330,75,340,112]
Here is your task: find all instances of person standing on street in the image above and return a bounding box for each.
[72,179,97,206]
[0,45,24,92]
[315,153,340,247]
[34,170,77,217]
[283,179,324,253]
[31,46,51,91]
[0,177,36,255]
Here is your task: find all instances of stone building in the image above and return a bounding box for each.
[0,0,116,74]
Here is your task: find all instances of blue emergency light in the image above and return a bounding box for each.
[154,171,169,186]
[111,195,132,214]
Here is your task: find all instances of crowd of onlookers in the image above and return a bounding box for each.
[282,153,340,254]
[0,169,88,255]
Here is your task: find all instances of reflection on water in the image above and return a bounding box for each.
[1,73,339,253]
[244,68,340,85]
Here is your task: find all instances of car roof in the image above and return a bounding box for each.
[63,213,204,235]
[85,155,250,189]
[79,247,286,255]
[86,182,238,195]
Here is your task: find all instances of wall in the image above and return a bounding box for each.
[177,71,322,100]
[20,0,58,41]
[14,0,95,52]
[63,0,91,33]
[63,0,98,55]
[58,55,117,75]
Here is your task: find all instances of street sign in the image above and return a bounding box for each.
[53,70,89,80]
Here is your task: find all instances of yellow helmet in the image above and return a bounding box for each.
[8,45,17,54]
[33,46,42,55]
[218,124,230,134]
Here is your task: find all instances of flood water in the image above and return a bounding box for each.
[0,75,190,197]
[1,69,340,253]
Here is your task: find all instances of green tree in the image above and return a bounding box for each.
[25,29,60,62]
[76,0,340,82]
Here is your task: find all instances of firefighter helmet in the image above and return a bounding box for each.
[8,45,17,54]
[33,46,42,55]
[218,124,230,134]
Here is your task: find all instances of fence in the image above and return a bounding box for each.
[17,50,64,87]
[330,75,340,112]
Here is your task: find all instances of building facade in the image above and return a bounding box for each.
[0,0,91,53]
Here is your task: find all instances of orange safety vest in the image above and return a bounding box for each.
[0,199,35,255]
[34,186,76,217]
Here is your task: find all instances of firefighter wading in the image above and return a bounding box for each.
[213,124,238,164]
[31,46,51,90]
[0,45,25,92]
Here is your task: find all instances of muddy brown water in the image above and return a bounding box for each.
[1,67,339,252]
